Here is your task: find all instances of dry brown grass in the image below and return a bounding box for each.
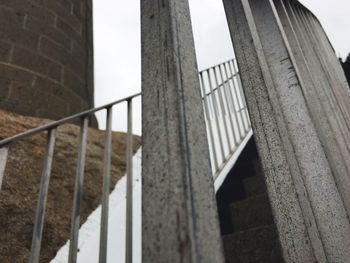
[0,110,141,262]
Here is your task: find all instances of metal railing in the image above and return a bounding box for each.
[199,59,252,180]
[0,58,251,262]
[0,93,141,263]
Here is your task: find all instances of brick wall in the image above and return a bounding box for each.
[0,0,95,123]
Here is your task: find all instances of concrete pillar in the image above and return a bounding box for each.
[277,0,350,217]
[301,9,350,121]
[286,4,350,156]
[141,0,225,262]
[222,0,350,262]
[283,1,350,142]
[296,8,350,130]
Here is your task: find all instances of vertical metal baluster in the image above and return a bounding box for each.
[99,107,113,263]
[0,147,9,191]
[68,117,89,263]
[29,129,56,263]
[224,61,248,133]
[214,66,240,146]
[222,63,245,138]
[220,64,245,139]
[230,59,251,129]
[125,99,133,263]
[202,75,213,119]
[206,70,226,162]
[225,62,249,133]
[200,72,219,172]
[208,68,233,152]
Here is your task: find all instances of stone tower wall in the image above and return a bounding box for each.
[0,0,94,120]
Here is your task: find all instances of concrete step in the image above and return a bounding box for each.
[243,173,266,197]
[223,224,283,263]
[252,159,264,176]
[230,193,273,232]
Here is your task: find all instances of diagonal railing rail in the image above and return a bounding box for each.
[0,58,251,262]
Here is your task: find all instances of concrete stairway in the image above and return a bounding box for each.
[216,139,284,263]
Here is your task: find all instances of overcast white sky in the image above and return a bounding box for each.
[93,0,350,132]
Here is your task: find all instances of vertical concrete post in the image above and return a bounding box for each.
[222,0,350,262]
[285,3,350,146]
[276,0,350,219]
[301,9,350,119]
[141,0,225,262]
[296,8,350,129]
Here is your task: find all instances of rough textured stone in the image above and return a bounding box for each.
[243,172,265,197]
[0,109,141,262]
[277,0,350,229]
[0,41,11,63]
[0,0,95,125]
[230,193,273,232]
[223,225,283,263]
[141,0,224,262]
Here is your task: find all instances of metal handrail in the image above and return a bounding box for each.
[0,92,141,263]
[199,59,252,179]
[0,58,252,262]
[0,92,141,147]
[201,73,239,99]
[199,58,236,73]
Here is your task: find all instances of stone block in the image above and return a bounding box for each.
[39,36,71,66]
[57,16,82,44]
[230,193,273,232]
[0,21,39,50]
[0,0,55,25]
[223,224,282,263]
[63,68,89,101]
[0,40,12,62]
[0,0,94,121]
[0,64,33,84]
[243,174,265,197]
[31,0,80,33]
[0,77,11,101]
[11,46,62,81]
[0,6,26,25]
[25,16,71,51]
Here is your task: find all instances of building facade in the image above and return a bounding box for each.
[0,0,94,122]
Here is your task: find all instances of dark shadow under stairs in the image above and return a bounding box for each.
[216,138,284,263]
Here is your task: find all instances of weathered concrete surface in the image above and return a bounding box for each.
[277,0,350,233]
[298,8,350,128]
[222,0,350,262]
[294,7,350,133]
[141,0,224,262]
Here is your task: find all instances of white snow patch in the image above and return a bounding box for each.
[51,148,142,263]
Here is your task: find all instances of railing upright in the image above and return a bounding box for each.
[229,60,250,131]
[200,60,252,179]
[207,70,226,162]
[29,129,57,263]
[125,99,133,263]
[220,63,245,139]
[68,117,89,263]
[99,107,113,263]
[0,57,252,261]
[200,72,219,172]
[209,68,233,152]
